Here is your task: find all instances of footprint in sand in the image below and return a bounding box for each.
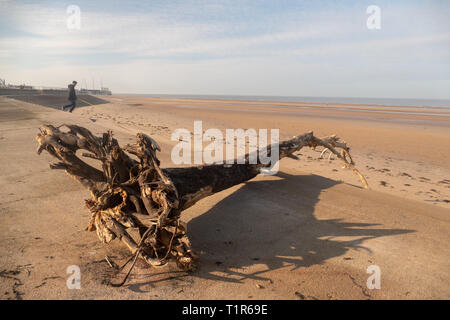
[426,199,450,204]
[400,172,412,178]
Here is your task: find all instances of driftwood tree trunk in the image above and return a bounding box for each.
[36,124,367,281]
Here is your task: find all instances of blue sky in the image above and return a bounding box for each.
[1,0,449,98]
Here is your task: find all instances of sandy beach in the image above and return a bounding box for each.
[0,95,449,300]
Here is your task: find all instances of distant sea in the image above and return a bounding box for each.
[115,94,450,108]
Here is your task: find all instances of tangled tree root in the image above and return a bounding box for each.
[36,124,368,285]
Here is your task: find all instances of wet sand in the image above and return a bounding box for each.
[0,95,449,300]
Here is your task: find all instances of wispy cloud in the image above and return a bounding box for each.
[0,0,449,98]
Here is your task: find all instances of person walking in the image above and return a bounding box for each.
[62,81,77,112]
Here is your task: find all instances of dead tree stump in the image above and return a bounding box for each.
[36,124,368,280]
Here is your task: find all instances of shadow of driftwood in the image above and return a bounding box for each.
[118,172,413,290]
[184,172,414,283]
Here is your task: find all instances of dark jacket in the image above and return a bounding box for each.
[68,84,77,101]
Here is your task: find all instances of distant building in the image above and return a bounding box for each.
[8,84,33,89]
[79,87,112,95]
[0,79,112,95]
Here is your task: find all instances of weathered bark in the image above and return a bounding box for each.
[36,124,367,283]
